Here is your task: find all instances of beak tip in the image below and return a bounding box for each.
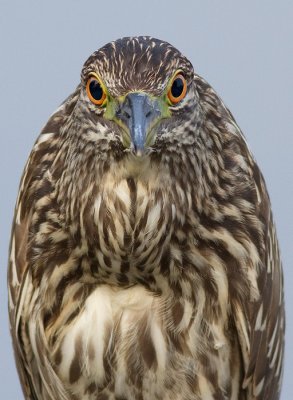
[135,149,144,157]
[131,142,145,157]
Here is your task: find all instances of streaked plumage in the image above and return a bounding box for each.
[8,36,284,399]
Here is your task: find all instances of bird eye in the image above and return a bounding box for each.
[86,75,107,106]
[167,74,187,104]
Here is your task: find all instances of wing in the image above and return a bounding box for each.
[8,88,80,399]
[194,74,284,399]
[232,165,285,399]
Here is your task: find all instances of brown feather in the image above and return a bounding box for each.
[8,36,284,400]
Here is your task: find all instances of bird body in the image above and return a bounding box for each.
[8,37,284,399]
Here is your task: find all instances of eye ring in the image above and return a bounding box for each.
[86,74,107,106]
[167,73,187,104]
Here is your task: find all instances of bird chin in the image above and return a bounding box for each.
[124,147,153,161]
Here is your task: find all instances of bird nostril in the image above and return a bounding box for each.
[145,111,152,118]
[123,111,131,120]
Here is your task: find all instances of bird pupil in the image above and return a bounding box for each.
[171,77,184,98]
[89,80,103,100]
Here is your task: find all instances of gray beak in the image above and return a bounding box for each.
[116,93,161,155]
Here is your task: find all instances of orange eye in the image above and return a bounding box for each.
[167,74,187,104]
[86,75,107,106]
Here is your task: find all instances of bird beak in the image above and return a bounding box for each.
[116,93,162,156]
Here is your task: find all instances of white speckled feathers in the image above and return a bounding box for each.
[8,36,284,400]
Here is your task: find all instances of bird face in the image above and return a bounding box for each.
[85,71,171,155]
[76,37,198,160]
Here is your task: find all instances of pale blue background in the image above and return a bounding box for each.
[1,0,292,398]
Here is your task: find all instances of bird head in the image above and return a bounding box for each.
[60,36,249,219]
[76,36,199,159]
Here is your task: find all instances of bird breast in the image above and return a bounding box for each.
[86,164,176,273]
[56,285,160,385]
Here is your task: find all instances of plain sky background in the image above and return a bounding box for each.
[1,0,292,398]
